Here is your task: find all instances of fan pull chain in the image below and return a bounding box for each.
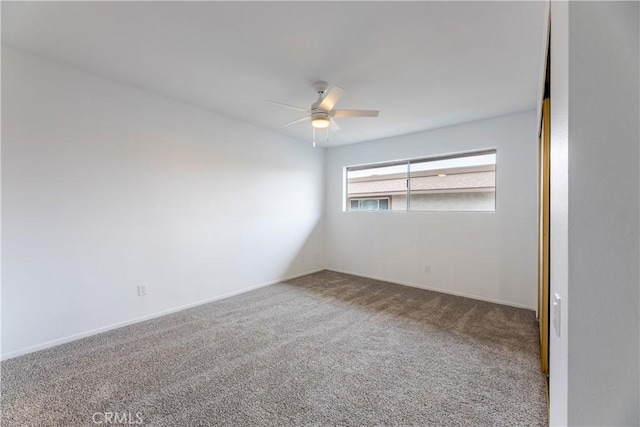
[312,127,316,148]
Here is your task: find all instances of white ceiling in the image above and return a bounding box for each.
[1,1,548,147]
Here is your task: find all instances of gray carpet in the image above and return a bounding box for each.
[1,270,548,426]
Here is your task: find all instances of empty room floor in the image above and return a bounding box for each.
[1,271,548,426]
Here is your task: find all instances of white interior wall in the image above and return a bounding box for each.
[1,47,325,359]
[566,2,639,425]
[324,111,538,309]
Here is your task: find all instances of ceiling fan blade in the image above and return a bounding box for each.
[318,86,344,111]
[281,116,310,128]
[331,109,379,118]
[329,117,340,132]
[267,100,310,112]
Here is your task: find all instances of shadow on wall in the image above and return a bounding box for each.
[283,217,325,280]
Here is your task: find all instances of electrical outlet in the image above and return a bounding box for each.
[425,264,431,273]
[137,283,148,296]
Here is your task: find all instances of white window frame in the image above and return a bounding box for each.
[344,149,497,213]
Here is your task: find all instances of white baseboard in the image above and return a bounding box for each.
[1,268,324,361]
[326,268,536,311]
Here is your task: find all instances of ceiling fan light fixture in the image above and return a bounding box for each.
[311,113,330,129]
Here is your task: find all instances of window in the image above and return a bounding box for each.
[350,198,390,211]
[346,150,496,212]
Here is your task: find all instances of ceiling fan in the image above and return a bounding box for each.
[268,81,379,147]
